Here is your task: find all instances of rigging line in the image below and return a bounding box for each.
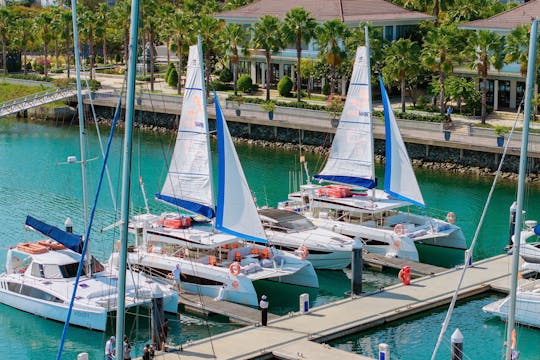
[56,91,123,360]
[430,102,524,360]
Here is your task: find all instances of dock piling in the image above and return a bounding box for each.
[151,285,165,351]
[351,237,363,295]
[451,328,463,360]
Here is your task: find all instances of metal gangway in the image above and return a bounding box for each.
[0,87,79,118]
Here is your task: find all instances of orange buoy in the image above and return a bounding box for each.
[296,245,309,259]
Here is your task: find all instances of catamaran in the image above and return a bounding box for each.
[280,45,466,262]
[119,42,318,307]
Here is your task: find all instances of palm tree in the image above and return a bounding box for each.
[111,0,131,65]
[421,24,466,114]
[96,2,110,65]
[316,19,349,96]
[170,10,195,94]
[0,8,11,74]
[252,15,283,101]
[197,15,224,97]
[78,4,97,80]
[504,24,530,77]
[467,30,504,124]
[35,10,54,78]
[282,7,318,102]
[223,24,249,96]
[141,0,160,91]
[59,9,73,78]
[10,16,33,76]
[345,23,386,77]
[382,38,421,113]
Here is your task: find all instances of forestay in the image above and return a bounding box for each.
[155,44,215,218]
[380,76,425,207]
[314,46,375,188]
[214,94,267,243]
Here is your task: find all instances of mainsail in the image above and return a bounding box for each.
[314,46,376,188]
[155,43,215,218]
[214,94,267,243]
[380,76,425,207]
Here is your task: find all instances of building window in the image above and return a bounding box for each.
[384,26,393,41]
[516,81,525,109]
[479,80,494,107]
[498,80,510,109]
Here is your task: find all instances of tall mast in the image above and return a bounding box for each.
[115,0,140,357]
[506,18,538,360]
[365,26,375,185]
[71,0,90,276]
[199,35,214,211]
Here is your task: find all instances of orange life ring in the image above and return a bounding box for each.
[260,248,270,259]
[229,261,241,276]
[296,245,309,260]
[394,224,405,237]
[446,212,456,224]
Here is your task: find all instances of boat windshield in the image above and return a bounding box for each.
[278,216,316,231]
[37,256,105,279]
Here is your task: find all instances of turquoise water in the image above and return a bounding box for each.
[0,120,539,359]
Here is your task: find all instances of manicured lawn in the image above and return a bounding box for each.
[0,82,47,102]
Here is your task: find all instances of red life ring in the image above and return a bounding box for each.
[296,245,309,259]
[394,224,405,237]
[229,261,241,276]
[446,212,456,224]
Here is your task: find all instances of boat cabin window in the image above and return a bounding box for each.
[7,282,63,303]
[276,216,316,232]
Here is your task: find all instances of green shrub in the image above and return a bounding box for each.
[167,67,178,88]
[164,63,175,83]
[114,53,123,64]
[136,75,152,81]
[87,79,101,91]
[322,82,330,96]
[277,76,293,97]
[237,74,253,93]
[50,68,64,74]
[53,78,76,88]
[219,67,233,82]
[211,80,232,91]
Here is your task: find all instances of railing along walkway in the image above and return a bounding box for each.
[0,87,78,118]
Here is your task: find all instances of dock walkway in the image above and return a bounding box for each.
[144,254,518,359]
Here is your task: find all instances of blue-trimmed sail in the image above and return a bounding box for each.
[380,76,425,207]
[214,94,267,243]
[314,46,375,188]
[155,43,215,218]
[25,216,82,253]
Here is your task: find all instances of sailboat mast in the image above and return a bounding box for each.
[70,0,90,275]
[505,18,538,360]
[199,35,215,210]
[115,0,140,357]
[365,26,375,187]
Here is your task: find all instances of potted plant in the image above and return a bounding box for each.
[494,125,508,147]
[229,95,244,116]
[326,95,344,128]
[261,100,276,120]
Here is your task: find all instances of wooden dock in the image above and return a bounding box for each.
[362,251,447,276]
[178,292,278,325]
[143,254,522,360]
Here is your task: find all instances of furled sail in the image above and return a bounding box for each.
[155,43,215,218]
[380,76,425,207]
[314,46,376,188]
[214,94,267,243]
[25,215,83,253]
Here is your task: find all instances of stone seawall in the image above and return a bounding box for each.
[91,105,539,183]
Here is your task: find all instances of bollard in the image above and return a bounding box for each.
[299,293,309,314]
[151,284,165,351]
[65,217,73,233]
[451,328,463,360]
[77,353,88,360]
[351,237,363,296]
[378,343,390,360]
[464,249,473,267]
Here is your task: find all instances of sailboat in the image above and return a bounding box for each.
[120,41,318,308]
[281,44,466,262]
[0,4,177,330]
[482,20,540,333]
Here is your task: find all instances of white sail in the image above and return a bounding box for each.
[156,43,215,218]
[214,94,267,243]
[380,77,425,207]
[314,46,375,188]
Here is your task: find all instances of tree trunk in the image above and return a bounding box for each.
[65,29,71,78]
[44,44,49,78]
[401,76,406,113]
[89,28,95,80]
[166,40,170,64]
[55,39,59,69]
[296,35,302,102]
[265,52,271,101]
[481,76,487,124]
[176,42,183,95]
[439,72,446,115]
[2,38,6,74]
[102,37,107,65]
[23,51,27,75]
[124,27,129,65]
[330,65,335,96]
[150,31,155,92]
[233,58,238,96]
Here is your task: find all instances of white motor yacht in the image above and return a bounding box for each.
[258,208,354,270]
[0,238,178,331]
